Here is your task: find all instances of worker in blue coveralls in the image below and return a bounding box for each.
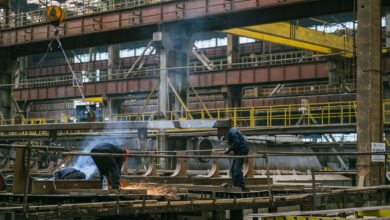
[224,128,249,191]
[90,143,128,189]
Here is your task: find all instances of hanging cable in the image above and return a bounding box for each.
[53,27,91,113]
[36,4,92,113]
[34,37,55,69]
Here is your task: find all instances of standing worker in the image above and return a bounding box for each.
[90,143,129,189]
[224,128,249,191]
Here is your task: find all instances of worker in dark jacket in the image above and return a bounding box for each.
[54,167,86,180]
[224,128,249,190]
[90,143,129,189]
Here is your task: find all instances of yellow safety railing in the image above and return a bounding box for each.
[19,100,390,129]
[107,100,358,128]
[176,101,358,128]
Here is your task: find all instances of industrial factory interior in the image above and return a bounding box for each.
[1,0,390,219]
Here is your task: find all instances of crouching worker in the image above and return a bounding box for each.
[54,167,86,180]
[90,143,129,189]
[224,128,249,191]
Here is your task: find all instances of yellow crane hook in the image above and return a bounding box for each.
[46,5,65,26]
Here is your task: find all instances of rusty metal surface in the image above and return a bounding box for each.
[189,138,321,172]
[356,0,383,186]
[0,0,363,56]
[13,62,327,101]
[3,124,390,140]
[2,186,389,219]
[0,120,230,132]
[13,77,157,101]
[31,180,147,195]
[23,42,292,78]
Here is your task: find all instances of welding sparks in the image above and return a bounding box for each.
[121,183,178,199]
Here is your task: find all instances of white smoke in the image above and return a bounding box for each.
[71,142,97,180]
[69,124,133,180]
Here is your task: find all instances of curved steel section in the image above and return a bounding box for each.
[188,137,321,171]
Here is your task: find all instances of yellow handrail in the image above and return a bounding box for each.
[21,100,390,129]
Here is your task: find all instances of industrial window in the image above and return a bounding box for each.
[81,71,89,83]
[120,47,155,58]
[120,49,135,58]
[308,17,385,34]
[216,37,228,47]
[194,38,217,49]
[96,69,101,82]
[135,47,146,56]
[239,37,256,44]
[74,54,90,63]
[96,52,108,61]
[74,52,108,63]
[145,47,156,55]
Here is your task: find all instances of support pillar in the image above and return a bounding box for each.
[160,213,177,220]
[108,44,120,80]
[223,86,242,108]
[212,211,226,220]
[252,208,259,220]
[15,0,27,26]
[107,98,123,120]
[0,70,11,120]
[386,10,390,48]
[356,0,383,186]
[227,34,240,68]
[230,210,243,220]
[268,206,277,213]
[12,117,26,193]
[2,0,11,28]
[158,24,191,116]
[87,48,96,81]
[202,211,209,220]
[157,24,192,169]
[0,57,17,120]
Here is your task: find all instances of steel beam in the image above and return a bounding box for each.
[12,148,27,194]
[13,62,328,101]
[23,41,312,78]
[223,86,242,109]
[0,120,230,132]
[190,62,328,88]
[192,46,214,71]
[0,58,16,119]
[2,124,390,139]
[0,0,372,56]
[227,34,240,68]
[356,0,383,186]
[12,118,26,194]
[13,77,158,101]
[386,10,390,48]
[225,22,351,55]
[3,187,390,219]
[0,124,382,140]
[107,44,120,80]
[267,142,356,149]
[157,24,191,168]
